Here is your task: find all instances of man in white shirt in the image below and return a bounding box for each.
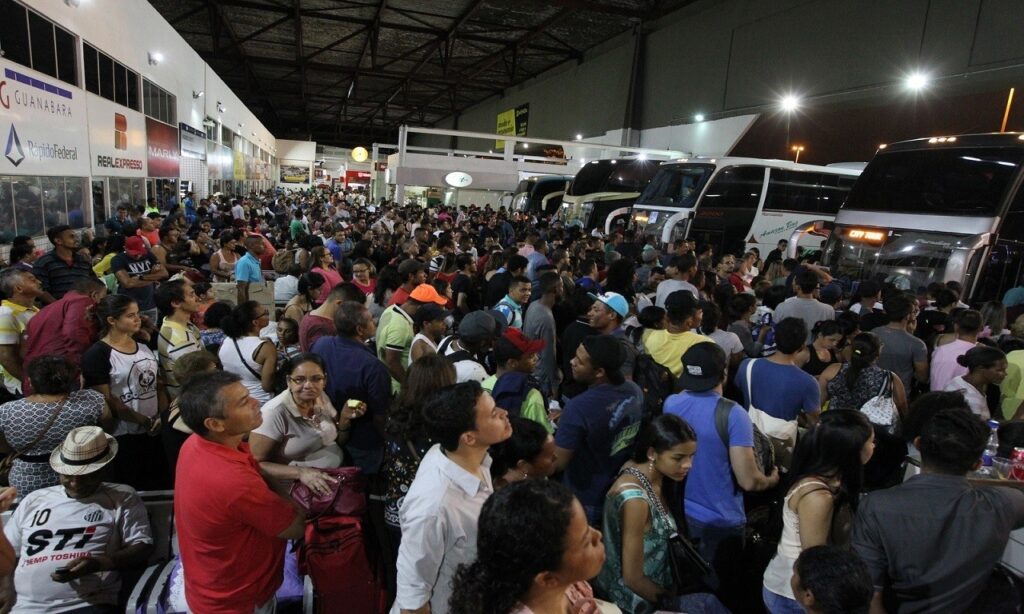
[655,254,700,307]
[1,427,153,613]
[392,381,511,614]
[230,200,245,220]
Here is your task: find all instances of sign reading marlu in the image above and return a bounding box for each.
[87,94,146,177]
[146,118,179,178]
[0,58,89,176]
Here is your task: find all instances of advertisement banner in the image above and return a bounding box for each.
[87,94,146,177]
[180,122,206,160]
[0,59,90,176]
[146,118,179,178]
[495,103,529,149]
[232,151,245,180]
[279,160,310,184]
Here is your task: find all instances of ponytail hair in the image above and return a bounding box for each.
[297,272,325,304]
[222,300,262,339]
[956,345,1006,372]
[846,332,881,391]
[90,294,138,337]
[448,480,576,614]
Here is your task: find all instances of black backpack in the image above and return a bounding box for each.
[633,354,676,420]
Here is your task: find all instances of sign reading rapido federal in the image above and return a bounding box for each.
[0,59,89,176]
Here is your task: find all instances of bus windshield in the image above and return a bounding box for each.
[845,147,1024,216]
[636,163,715,208]
[822,227,980,293]
[567,160,660,196]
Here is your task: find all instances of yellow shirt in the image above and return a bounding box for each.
[1001,349,1024,420]
[642,329,711,378]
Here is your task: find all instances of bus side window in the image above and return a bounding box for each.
[702,166,766,208]
[763,169,822,214]
[980,184,1024,302]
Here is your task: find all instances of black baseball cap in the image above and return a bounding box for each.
[679,342,726,392]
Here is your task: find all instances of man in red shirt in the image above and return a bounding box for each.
[21,276,107,394]
[388,259,427,306]
[175,371,305,613]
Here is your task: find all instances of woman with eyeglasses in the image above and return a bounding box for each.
[218,301,277,405]
[249,353,365,492]
[351,258,377,296]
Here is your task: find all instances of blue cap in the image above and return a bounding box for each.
[588,291,629,318]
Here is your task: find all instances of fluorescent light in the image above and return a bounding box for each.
[780,94,801,113]
[905,71,929,92]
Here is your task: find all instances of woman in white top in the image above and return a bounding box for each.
[208,231,241,282]
[408,304,449,365]
[218,300,277,405]
[943,345,1007,421]
[249,353,365,492]
[81,295,165,490]
[762,410,874,614]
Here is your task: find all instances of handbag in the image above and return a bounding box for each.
[621,467,711,595]
[289,466,367,518]
[860,370,899,434]
[714,396,775,478]
[745,359,798,469]
[0,399,65,485]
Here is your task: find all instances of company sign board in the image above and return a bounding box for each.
[87,94,146,177]
[146,118,179,177]
[0,59,89,176]
[179,122,206,160]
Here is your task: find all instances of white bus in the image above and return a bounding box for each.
[559,158,662,233]
[822,133,1024,304]
[630,157,861,256]
[511,175,573,215]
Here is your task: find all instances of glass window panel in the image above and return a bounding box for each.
[12,177,43,238]
[98,52,113,100]
[167,92,176,124]
[0,0,30,69]
[0,177,14,245]
[66,177,87,229]
[126,70,139,111]
[143,79,153,116]
[41,176,67,229]
[91,179,106,234]
[83,44,99,94]
[114,65,127,107]
[131,178,145,208]
[27,12,56,77]
[54,26,76,86]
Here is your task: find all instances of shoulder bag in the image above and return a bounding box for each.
[289,466,366,518]
[744,359,798,469]
[621,467,711,596]
[714,396,775,479]
[860,370,900,434]
[0,399,65,485]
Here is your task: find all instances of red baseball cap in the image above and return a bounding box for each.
[124,236,148,258]
[502,327,546,355]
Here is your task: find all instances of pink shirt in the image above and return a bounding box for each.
[312,266,343,305]
[930,339,976,391]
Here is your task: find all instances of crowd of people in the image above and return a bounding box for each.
[0,187,1018,613]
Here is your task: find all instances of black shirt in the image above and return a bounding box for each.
[852,473,1024,613]
[32,251,97,300]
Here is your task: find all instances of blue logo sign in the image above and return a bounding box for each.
[5,125,24,167]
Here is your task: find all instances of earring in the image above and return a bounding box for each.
[648,456,655,472]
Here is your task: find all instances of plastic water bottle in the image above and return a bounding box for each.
[983,420,1000,467]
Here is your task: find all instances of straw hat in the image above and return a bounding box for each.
[49,426,119,476]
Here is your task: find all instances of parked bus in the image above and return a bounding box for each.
[511,175,572,215]
[822,133,1024,304]
[630,157,861,256]
[560,158,662,233]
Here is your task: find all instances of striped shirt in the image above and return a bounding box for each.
[158,319,204,400]
[0,300,38,393]
[31,252,96,300]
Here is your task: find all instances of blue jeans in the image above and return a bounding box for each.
[666,592,731,614]
[346,445,384,475]
[763,586,805,614]
[685,517,745,592]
